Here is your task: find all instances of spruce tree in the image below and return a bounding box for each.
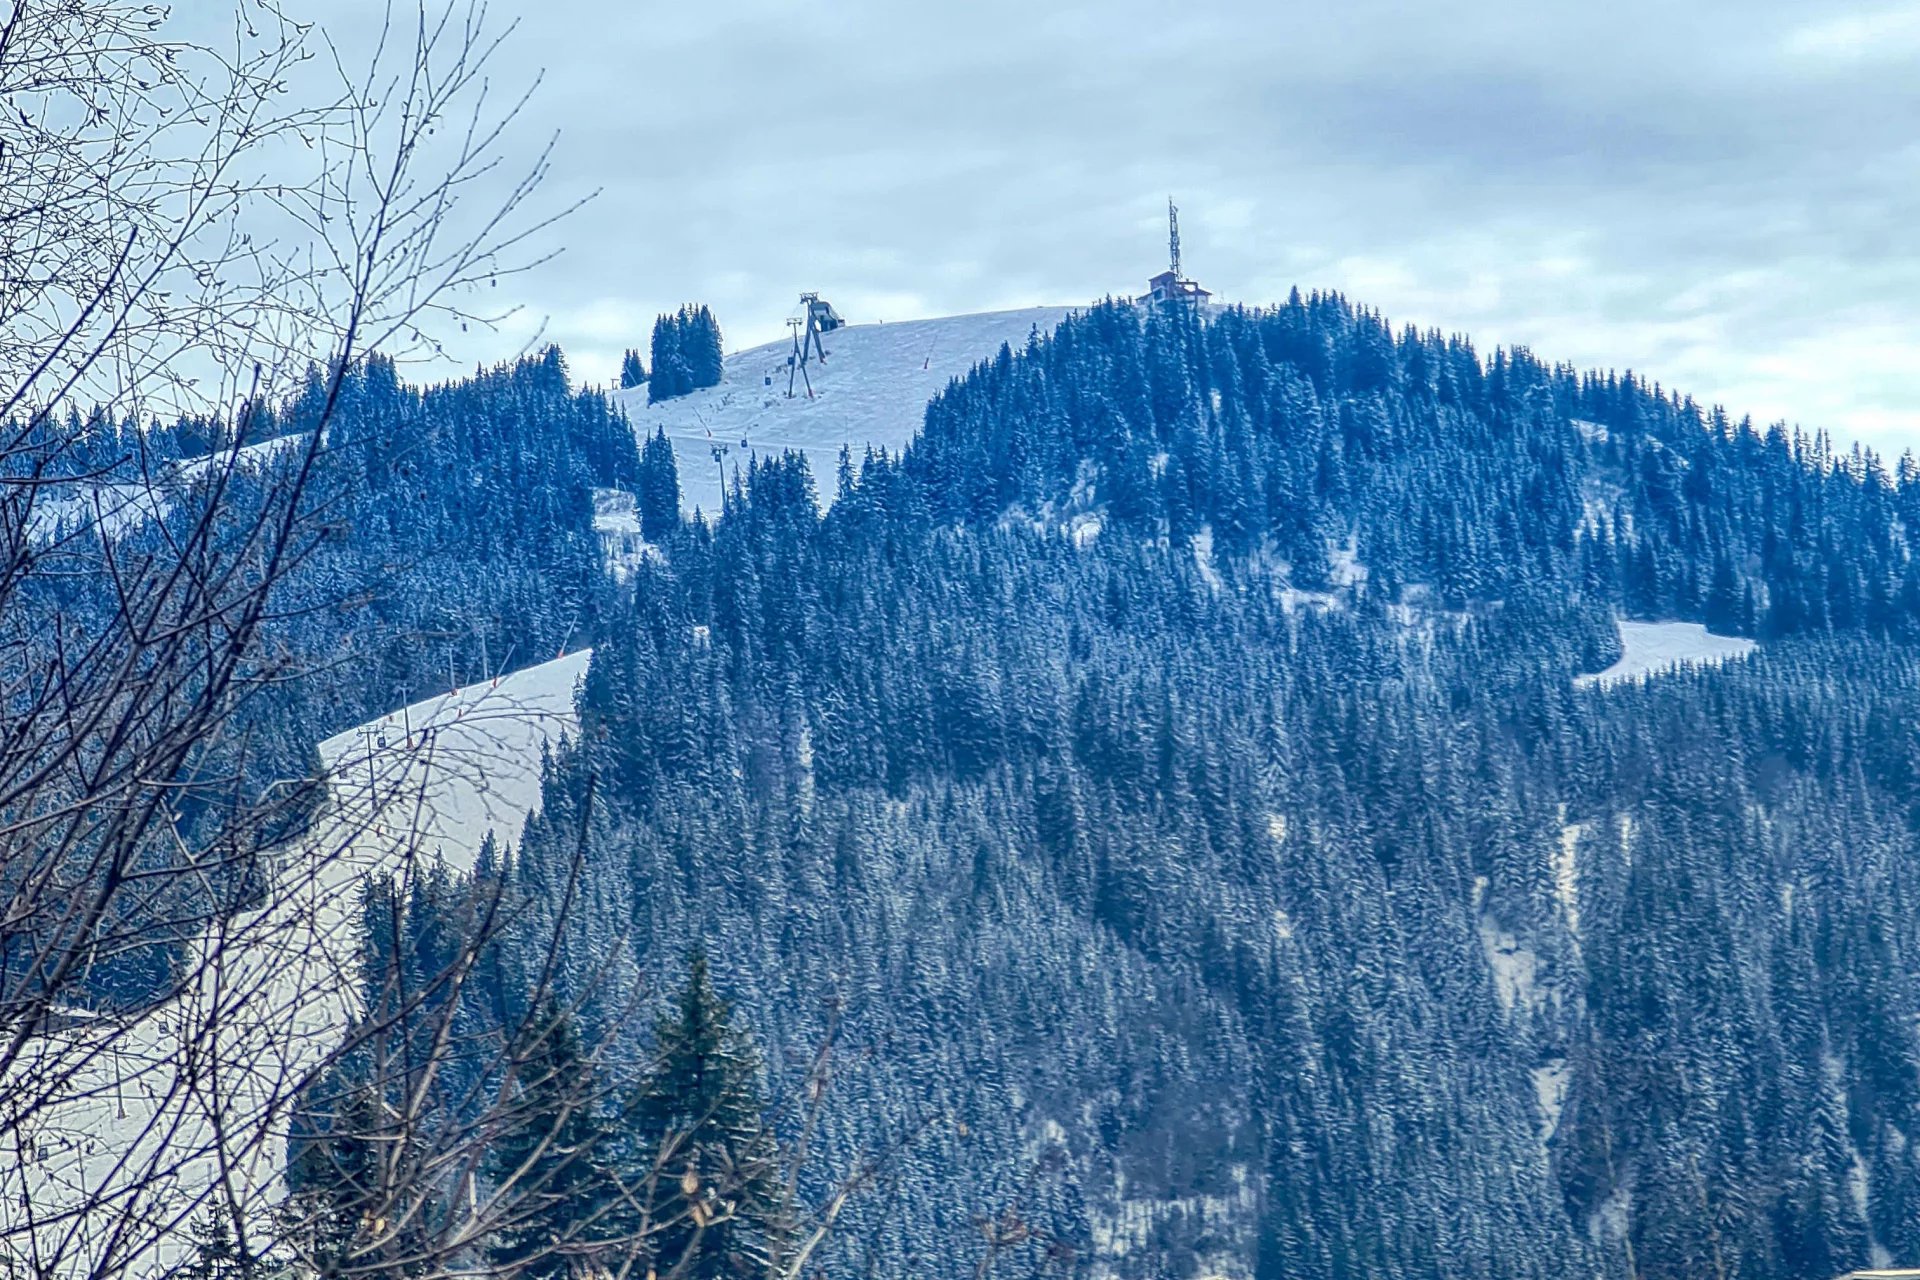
[620,348,648,390]
[487,1004,621,1280]
[183,1205,271,1280]
[639,426,681,542]
[282,1074,382,1278]
[689,306,725,390]
[648,314,684,404]
[626,947,787,1280]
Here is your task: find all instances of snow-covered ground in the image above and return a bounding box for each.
[168,433,312,487]
[27,433,312,545]
[315,647,590,865]
[613,307,1077,515]
[2,650,590,1274]
[26,480,170,543]
[591,487,658,581]
[1576,620,1757,689]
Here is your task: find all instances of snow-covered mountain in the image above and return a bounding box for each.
[613,307,1076,514]
[18,288,1894,1280]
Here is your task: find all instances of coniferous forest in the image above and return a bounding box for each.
[31,294,1920,1280]
[495,297,1920,1280]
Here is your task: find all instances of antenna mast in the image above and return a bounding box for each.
[1168,197,1182,279]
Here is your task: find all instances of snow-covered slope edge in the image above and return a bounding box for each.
[614,307,1077,515]
[29,433,314,545]
[315,647,590,863]
[1577,621,1757,689]
[2,651,590,1275]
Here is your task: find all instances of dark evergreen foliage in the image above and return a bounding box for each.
[648,305,725,404]
[624,947,787,1280]
[495,297,1920,1279]
[639,426,682,543]
[621,347,648,390]
[6,344,638,1013]
[487,1005,623,1280]
[39,291,1920,1280]
[183,1206,273,1280]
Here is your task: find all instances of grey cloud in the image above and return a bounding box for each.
[309,0,1920,452]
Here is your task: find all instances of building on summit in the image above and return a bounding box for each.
[1146,198,1211,307]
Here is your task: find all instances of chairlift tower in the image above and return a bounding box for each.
[785,317,815,400]
[797,292,842,365]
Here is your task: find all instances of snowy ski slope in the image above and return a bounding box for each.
[1577,620,1757,689]
[2,650,590,1275]
[613,307,1078,515]
[28,433,313,545]
[313,647,591,864]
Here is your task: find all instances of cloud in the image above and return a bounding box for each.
[300,0,1920,454]
[1782,7,1920,64]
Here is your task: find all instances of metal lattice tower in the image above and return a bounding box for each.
[1168,197,1182,279]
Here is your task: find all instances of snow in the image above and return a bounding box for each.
[1087,1163,1257,1280]
[27,434,311,545]
[4,650,591,1273]
[591,488,658,581]
[1554,819,1584,939]
[1580,477,1628,537]
[315,647,591,864]
[169,432,311,486]
[1479,917,1544,1017]
[592,489,643,537]
[612,307,1078,515]
[1471,876,1544,1018]
[1593,1187,1633,1246]
[1576,620,1757,689]
[1271,908,1295,943]
[1533,1059,1571,1145]
[1325,540,1368,589]
[25,481,168,543]
[1277,587,1339,613]
[1192,525,1223,591]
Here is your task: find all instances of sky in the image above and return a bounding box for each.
[323,0,1920,454]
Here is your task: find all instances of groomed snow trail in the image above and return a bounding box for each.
[613,307,1077,515]
[3,650,590,1276]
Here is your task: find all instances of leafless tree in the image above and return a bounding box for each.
[0,1,583,1275]
[265,844,920,1280]
[0,2,905,1274]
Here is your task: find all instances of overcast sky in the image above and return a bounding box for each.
[352,0,1920,453]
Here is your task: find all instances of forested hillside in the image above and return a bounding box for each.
[11,348,635,1009]
[34,346,633,745]
[36,292,1920,1280]
[470,296,1920,1280]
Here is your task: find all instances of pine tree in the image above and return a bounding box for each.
[625,947,788,1280]
[620,348,648,390]
[689,306,725,390]
[649,314,685,404]
[487,1004,622,1280]
[639,426,681,542]
[183,1205,272,1280]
